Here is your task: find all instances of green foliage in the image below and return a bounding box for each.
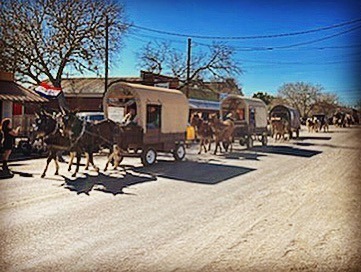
[252,92,275,105]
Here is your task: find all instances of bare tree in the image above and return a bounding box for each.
[136,41,171,74]
[278,82,324,118]
[137,41,242,86]
[312,92,339,116]
[0,0,128,97]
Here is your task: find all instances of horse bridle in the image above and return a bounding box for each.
[34,114,60,137]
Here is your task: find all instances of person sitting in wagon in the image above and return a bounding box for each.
[146,106,160,129]
[122,103,138,126]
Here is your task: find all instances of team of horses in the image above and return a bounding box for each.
[190,113,234,155]
[33,110,122,178]
[305,112,354,133]
[33,109,356,178]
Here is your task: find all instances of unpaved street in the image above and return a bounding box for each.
[1,126,360,271]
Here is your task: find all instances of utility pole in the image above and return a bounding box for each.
[103,15,109,108]
[186,38,191,98]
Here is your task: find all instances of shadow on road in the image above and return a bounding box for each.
[250,145,322,158]
[135,160,256,185]
[61,171,156,195]
[294,142,355,150]
[296,136,332,141]
[61,160,256,194]
[222,150,267,161]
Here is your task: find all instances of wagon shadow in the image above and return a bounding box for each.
[294,142,355,150]
[135,160,255,184]
[222,150,267,161]
[323,130,348,133]
[296,136,332,141]
[61,171,156,195]
[250,145,322,158]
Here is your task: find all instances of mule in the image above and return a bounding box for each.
[190,114,213,154]
[208,114,235,155]
[62,112,120,174]
[271,118,288,141]
[33,110,78,178]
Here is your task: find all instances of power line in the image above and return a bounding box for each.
[237,58,361,65]
[129,32,361,56]
[271,25,361,49]
[194,25,361,51]
[127,32,187,45]
[130,18,361,40]
[128,26,361,52]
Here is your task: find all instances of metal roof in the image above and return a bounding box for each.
[61,77,142,97]
[188,98,220,111]
[0,80,48,103]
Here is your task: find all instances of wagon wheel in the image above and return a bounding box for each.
[173,144,186,161]
[141,147,157,166]
[239,138,246,146]
[19,141,32,156]
[246,136,253,149]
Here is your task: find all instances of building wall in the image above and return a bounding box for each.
[1,101,12,119]
[67,97,103,112]
[141,71,179,89]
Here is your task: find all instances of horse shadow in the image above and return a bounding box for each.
[135,160,256,185]
[61,170,157,195]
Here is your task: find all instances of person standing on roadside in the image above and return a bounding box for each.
[1,118,20,174]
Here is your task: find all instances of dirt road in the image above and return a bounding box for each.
[1,126,360,271]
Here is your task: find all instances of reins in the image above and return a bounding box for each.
[69,118,115,148]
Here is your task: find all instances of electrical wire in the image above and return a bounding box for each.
[130,18,361,40]
[129,25,361,52]
[193,25,361,51]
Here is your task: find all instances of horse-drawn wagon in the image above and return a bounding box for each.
[269,104,301,138]
[103,82,189,166]
[220,95,268,148]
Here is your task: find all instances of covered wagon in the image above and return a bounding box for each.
[220,95,268,148]
[103,82,189,166]
[269,104,301,138]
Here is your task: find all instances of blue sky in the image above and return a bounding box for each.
[109,0,361,106]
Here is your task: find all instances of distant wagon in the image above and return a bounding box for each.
[220,95,268,148]
[269,105,301,138]
[103,82,189,166]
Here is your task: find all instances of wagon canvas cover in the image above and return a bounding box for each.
[103,82,189,134]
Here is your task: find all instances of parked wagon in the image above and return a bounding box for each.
[103,82,189,166]
[220,95,268,148]
[269,104,301,139]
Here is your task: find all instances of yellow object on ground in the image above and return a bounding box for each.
[186,125,195,141]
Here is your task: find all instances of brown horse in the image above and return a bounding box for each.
[271,118,288,141]
[208,114,235,155]
[190,114,213,154]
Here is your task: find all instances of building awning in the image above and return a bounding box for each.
[0,80,48,103]
[188,98,220,111]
